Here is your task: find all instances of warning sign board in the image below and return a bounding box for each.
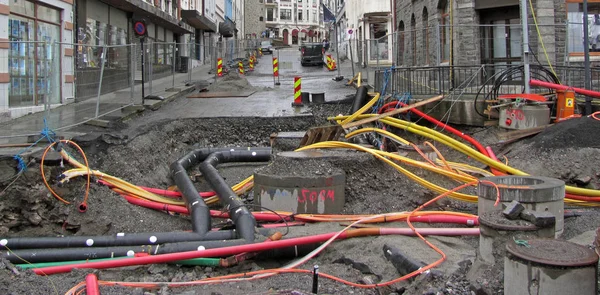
[566,98,574,108]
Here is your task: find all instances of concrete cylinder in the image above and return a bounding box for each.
[504,239,599,295]
[311,92,325,103]
[478,176,565,237]
[253,151,345,214]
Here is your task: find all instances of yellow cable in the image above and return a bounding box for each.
[298,141,478,202]
[330,114,600,199]
[340,93,381,125]
[345,127,411,145]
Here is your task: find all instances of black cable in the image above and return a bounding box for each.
[474,65,559,118]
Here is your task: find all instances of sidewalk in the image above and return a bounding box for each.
[0,63,215,143]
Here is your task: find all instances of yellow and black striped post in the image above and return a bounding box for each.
[292,76,303,106]
[259,48,263,57]
[249,56,254,71]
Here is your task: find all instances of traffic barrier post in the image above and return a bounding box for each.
[293,76,303,107]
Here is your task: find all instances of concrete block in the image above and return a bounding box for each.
[502,200,524,220]
[84,119,111,128]
[520,210,556,228]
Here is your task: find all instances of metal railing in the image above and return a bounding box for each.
[373,64,600,96]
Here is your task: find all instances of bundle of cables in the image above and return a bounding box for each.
[474,65,560,118]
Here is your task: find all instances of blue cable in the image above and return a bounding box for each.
[12,118,56,172]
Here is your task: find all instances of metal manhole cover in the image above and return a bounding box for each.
[506,238,599,267]
[479,210,538,231]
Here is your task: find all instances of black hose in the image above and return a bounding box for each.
[383,244,425,276]
[199,149,272,242]
[256,243,322,260]
[2,239,249,263]
[348,86,372,146]
[351,86,369,113]
[0,231,237,250]
[170,147,270,235]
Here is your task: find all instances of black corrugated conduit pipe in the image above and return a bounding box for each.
[0,230,237,250]
[170,147,271,236]
[0,147,271,251]
[199,149,272,242]
[2,239,249,264]
[347,86,375,147]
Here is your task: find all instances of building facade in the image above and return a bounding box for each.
[181,0,218,68]
[393,0,572,68]
[344,0,392,65]
[265,0,324,45]
[244,0,266,38]
[0,0,75,119]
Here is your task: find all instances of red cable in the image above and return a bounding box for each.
[85,273,100,295]
[33,227,478,275]
[97,179,215,199]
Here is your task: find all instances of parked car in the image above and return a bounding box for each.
[261,40,273,54]
[300,43,324,66]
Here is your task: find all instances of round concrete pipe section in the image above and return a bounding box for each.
[477,210,553,265]
[478,176,565,237]
[254,172,345,214]
[301,92,310,104]
[311,92,325,103]
[504,239,599,295]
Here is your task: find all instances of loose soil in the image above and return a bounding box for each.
[0,88,599,295]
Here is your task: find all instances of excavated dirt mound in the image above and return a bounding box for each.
[0,100,599,295]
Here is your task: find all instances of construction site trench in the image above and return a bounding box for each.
[0,73,600,295]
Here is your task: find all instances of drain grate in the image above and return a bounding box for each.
[506,238,599,267]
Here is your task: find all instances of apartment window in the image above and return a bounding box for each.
[298,10,303,21]
[267,8,275,21]
[440,6,450,62]
[260,16,264,21]
[567,1,600,54]
[422,7,429,65]
[280,9,292,20]
[398,21,405,65]
[411,14,416,66]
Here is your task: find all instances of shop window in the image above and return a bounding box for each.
[8,1,60,108]
[80,14,128,70]
[567,2,600,54]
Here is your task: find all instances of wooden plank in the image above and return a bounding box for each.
[497,124,553,142]
[187,90,256,98]
[341,95,444,129]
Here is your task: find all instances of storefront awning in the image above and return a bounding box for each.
[292,29,299,36]
[98,0,193,34]
[181,10,217,32]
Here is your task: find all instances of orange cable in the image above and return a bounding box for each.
[41,140,91,210]
[424,141,453,172]
[410,143,437,167]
